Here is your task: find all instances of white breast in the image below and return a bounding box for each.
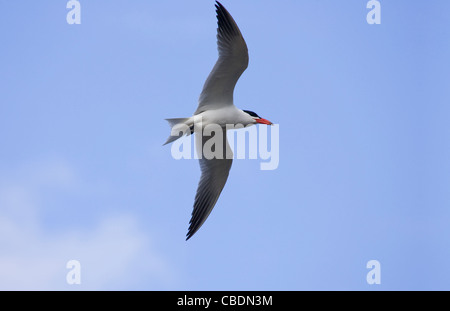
[197,106,255,128]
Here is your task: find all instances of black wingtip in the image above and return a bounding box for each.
[186,230,195,241]
[215,1,224,17]
[214,0,238,38]
[185,221,198,241]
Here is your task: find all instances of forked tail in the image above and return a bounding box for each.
[163,117,193,145]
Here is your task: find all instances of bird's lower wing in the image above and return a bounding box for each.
[186,129,233,240]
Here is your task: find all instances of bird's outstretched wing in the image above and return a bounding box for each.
[194,1,249,114]
[186,129,233,240]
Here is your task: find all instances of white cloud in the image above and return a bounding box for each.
[0,158,175,290]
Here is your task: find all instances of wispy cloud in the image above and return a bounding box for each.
[0,158,174,290]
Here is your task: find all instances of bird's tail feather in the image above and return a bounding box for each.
[163,117,193,145]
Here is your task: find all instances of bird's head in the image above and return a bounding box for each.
[243,110,273,125]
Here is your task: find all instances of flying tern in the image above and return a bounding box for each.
[164,1,273,240]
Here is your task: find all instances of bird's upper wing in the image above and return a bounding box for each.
[186,129,233,240]
[194,1,249,115]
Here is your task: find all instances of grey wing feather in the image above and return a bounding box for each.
[195,1,249,114]
[186,129,233,240]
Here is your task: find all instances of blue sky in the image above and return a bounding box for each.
[0,0,449,290]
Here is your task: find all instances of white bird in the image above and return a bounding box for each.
[164,1,273,240]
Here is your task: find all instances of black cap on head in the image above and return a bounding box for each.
[243,110,260,118]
